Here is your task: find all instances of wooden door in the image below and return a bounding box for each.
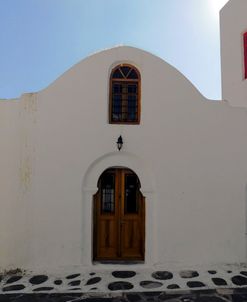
[93,168,145,261]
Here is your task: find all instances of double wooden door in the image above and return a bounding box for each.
[93,168,145,261]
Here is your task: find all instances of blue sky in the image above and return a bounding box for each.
[0,0,228,99]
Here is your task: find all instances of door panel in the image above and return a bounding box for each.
[93,168,145,261]
[98,219,118,258]
[121,219,144,258]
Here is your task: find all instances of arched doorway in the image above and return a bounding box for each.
[93,168,145,261]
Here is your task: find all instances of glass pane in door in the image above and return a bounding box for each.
[101,173,115,213]
[125,174,138,214]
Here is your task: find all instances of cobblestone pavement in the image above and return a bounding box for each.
[0,289,247,301]
[1,268,247,294]
[1,267,247,301]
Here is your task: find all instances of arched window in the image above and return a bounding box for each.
[109,64,141,124]
[244,32,247,79]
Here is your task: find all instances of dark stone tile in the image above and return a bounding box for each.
[0,294,33,302]
[231,293,247,302]
[158,293,183,301]
[33,287,54,292]
[86,277,101,285]
[187,281,205,288]
[90,287,98,290]
[55,296,80,302]
[140,280,163,289]
[68,280,81,286]
[90,272,96,276]
[233,288,247,294]
[108,281,134,291]
[29,275,48,285]
[66,273,80,279]
[152,271,173,280]
[54,279,63,285]
[167,284,180,289]
[112,271,136,279]
[143,292,162,297]
[57,296,83,302]
[208,271,217,275]
[5,276,22,284]
[212,278,228,286]
[232,276,247,286]
[181,297,196,302]
[220,295,232,302]
[195,296,226,302]
[81,299,116,302]
[180,271,199,278]
[0,295,48,302]
[50,294,83,302]
[240,271,247,277]
[114,298,128,302]
[126,293,142,302]
[0,293,83,302]
[2,284,25,292]
[69,287,81,291]
[0,295,17,302]
[227,271,232,273]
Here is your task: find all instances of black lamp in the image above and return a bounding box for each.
[116,135,123,151]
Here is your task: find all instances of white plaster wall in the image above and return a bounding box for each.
[2,46,247,272]
[220,0,247,107]
[0,94,39,270]
[0,100,19,269]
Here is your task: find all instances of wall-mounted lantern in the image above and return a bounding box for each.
[116,135,123,151]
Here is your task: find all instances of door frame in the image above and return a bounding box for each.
[82,152,156,267]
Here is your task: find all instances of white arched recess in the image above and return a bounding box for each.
[82,151,157,268]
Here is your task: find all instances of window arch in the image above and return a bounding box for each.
[109,64,141,124]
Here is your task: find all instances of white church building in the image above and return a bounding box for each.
[1,0,247,273]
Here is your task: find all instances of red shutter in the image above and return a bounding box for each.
[244,32,247,79]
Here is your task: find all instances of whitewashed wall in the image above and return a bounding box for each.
[220,0,247,107]
[0,95,37,269]
[1,46,247,272]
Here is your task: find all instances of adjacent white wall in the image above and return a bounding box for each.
[220,0,247,107]
[1,46,247,272]
[0,100,19,268]
[0,95,38,269]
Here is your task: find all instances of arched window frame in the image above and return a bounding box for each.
[109,64,141,124]
[244,32,247,79]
